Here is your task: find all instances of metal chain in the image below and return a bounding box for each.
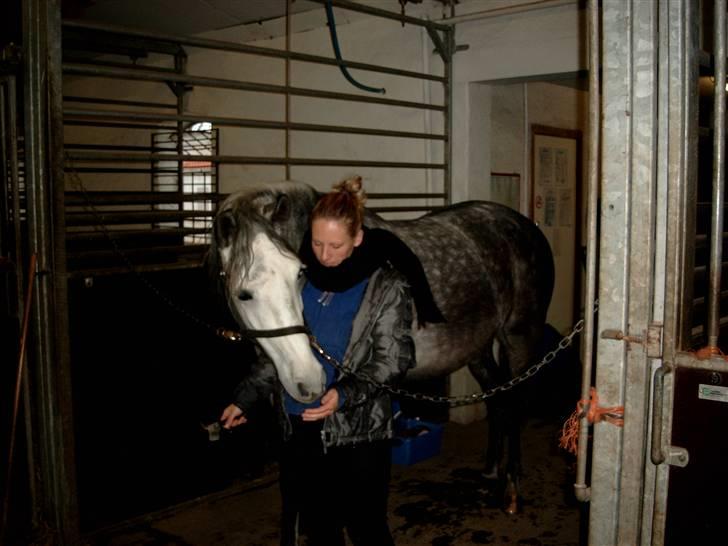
[64,162,222,337]
[309,301,599,407]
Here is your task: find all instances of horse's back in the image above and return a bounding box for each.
[379,201,554,319]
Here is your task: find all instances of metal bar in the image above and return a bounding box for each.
[64,191,221,206]
[65,151,446,169]
[574,0,600,505]
[67,244,207,260]
[66,259,203,279]
[591,0,635,542]
[61,56,178,74]
[61,20,446,83]
[285,0,291,181]
[173,51,186,230]
[65,227,209,241]
[444,27,453,205]
[368,192,446,199]
[64,120,177,130]
[63,108,447,140]
[65,209,214,226]
[62,63,446,112]
[368,205,443,213]
[64,167,178,174]
[63,95,177,109]
[708,0,727,347]
[0,80,9,256]
[307,0,450,32]
[64,190,441,205]
[64,143,158,151]
[24,0,80,541]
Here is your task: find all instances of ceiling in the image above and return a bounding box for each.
[61,0,324,35]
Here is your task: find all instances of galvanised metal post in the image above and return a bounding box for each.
[591,1,663,543]
[23,0,79,542]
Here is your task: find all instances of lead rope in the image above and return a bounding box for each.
[308,301,599,406]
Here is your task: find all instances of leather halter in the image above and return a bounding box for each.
[216,324,310,342]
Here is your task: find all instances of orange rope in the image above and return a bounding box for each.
[559,387,624,455]
[693,345,725,360]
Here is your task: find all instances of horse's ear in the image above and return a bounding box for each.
[270,194,291,224]
[215,209,237,248]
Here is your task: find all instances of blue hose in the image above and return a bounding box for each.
[324,0,386,94]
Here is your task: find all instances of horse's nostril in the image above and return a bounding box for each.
[296,383,310,399]
[237,290,253,301]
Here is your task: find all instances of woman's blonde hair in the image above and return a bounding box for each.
[311,175,367,236]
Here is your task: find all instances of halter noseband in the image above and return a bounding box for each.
[217,324,310,342]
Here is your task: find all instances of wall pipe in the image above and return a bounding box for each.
[708,0,727,347]
[573,0,601,504]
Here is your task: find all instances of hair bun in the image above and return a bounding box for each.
[333,175,367,207]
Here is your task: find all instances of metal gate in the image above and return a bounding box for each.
[7,0,454,543]
[581,1,728,544]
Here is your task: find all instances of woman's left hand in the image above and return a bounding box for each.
[301,388,339,421]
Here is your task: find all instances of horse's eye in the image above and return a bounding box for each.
[237,290,253,301]
[298,266,306,279]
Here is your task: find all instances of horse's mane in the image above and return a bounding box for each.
[207,182,318,289]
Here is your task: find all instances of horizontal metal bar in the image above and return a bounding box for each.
[369,205,442,213]
[68,243,207,261]
[62,19,445,83]
[63,108,446,140]
[65,151,446,169]
[65,191,220,206]
[63,63,446,112]
[67,258,204,279]
[62,56,178,74]
[64,143,158,152]
[64,120,177,130]
[66,227,209,241]
[63,190,439,208]
[675,349,728,372]
[367,192,446,199]
[64,168,177,174]
[66,209,214,226]
[307,0,450,32]
[63,95,177,110]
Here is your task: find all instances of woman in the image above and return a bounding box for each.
[221,176,440,545]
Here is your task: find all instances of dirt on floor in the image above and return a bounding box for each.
[87,415,586,546]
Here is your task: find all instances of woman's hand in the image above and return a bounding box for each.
[301,388,339,421]
[220,403,248,429]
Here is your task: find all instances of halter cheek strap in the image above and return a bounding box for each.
[217,324,310,342]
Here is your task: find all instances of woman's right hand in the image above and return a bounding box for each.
[220,403,248,429]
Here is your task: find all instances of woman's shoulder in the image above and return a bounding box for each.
[369,263,410,294]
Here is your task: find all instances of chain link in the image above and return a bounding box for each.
[309,301,599,407]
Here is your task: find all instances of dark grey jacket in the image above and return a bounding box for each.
[233,265,415,448]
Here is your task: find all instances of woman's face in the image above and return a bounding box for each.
[311,218,363,267]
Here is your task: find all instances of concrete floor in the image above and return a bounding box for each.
[87,414,586,546]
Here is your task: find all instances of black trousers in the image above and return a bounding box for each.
[279,416,395,546]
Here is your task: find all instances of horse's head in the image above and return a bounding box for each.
[211,182,325,403]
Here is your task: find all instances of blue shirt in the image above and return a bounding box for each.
[284,278,368,415]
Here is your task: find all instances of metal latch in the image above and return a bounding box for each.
[601,322,663,358]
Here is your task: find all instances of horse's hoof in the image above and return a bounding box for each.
[503,495,520,515]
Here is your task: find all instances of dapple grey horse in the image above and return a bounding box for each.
[210,181,554,511]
